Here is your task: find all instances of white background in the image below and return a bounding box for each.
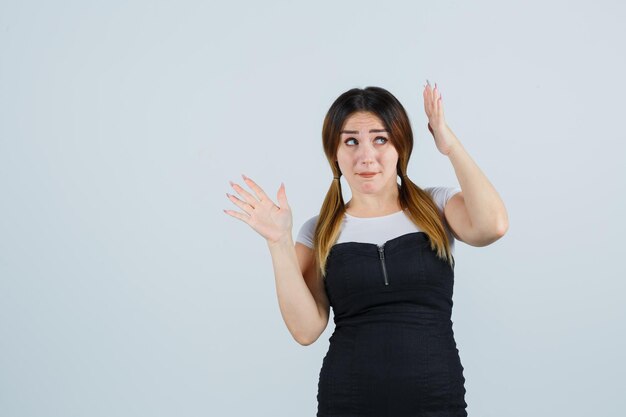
[1,1,625,416]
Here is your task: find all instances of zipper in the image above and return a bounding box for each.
[378,245,389,286]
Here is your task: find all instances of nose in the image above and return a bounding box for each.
[357,141,377,165]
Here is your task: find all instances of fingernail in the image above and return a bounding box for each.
[229,180,235,187]
[242,174,248,180]
[426,79,431,86]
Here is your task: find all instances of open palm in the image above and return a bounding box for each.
[224,175,293,244]
[423,80,453,155]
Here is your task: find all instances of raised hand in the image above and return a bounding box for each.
[423,80,455,155]
[224,174,293,245]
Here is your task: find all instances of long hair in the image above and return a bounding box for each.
[313,86,455,279]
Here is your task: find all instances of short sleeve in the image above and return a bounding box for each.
[295,215,318,249]
[424,186,462,213]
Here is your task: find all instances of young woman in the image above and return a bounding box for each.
[224,82,508,416]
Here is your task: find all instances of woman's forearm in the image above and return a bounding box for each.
[435,124,509,235]
[266,235,324,345]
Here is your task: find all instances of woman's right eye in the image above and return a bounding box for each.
[344,136,387,146]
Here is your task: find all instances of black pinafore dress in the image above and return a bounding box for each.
[317,231,468,417]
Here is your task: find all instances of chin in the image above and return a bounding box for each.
[360,184,382,192]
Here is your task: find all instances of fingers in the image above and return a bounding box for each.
[223,207,250,222]
[225,191,254,216]
[241,174,271,202]
[423,80,440,98]
[225,175,282,218]
[228,179,259,212]
[423,81,433,106]
[423,80,442,112]
[423,83,434,114]
[276,182,288,208]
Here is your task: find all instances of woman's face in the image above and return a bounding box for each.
[335,111,399,196]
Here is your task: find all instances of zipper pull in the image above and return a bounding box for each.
[378,245,389,286]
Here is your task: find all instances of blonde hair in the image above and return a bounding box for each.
[312,86,455,279]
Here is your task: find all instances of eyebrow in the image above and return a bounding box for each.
[340,129,389,134]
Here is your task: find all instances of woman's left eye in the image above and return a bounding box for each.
[344,136,388,146]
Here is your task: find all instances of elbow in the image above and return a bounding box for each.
[481,221,508,246]
[487,223,508,245]
[296,333,317,346]
[297,338,313,346]
[471,222,508,247]
[496,218,509,237]
[294,328,323,346]
[495,209,509,237]
[292,314,328,346]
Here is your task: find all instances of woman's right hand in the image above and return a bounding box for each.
[224,174,293,245]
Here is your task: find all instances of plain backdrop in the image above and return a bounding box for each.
[1,1,625,416]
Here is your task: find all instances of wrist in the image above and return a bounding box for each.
[445,136,463,157]
[430,122,449,137]
[267,233,294,248]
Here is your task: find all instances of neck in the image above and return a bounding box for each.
[345,183,402,217]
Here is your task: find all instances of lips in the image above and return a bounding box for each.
[359,172,378,178]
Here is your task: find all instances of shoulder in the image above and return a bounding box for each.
[423,185,462,213]
[295,214,319,249]
[300,214,319,230]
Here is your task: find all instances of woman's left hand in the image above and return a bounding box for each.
[423,80,456,155]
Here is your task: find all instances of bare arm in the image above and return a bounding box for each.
[224,175,328,346]
[267,235,329,346]
[441,130,509,246]
[423,81,509,246]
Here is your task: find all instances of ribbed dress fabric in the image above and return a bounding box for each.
[317,231,468,417]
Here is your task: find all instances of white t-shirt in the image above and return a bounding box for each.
[295,186,462,255]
